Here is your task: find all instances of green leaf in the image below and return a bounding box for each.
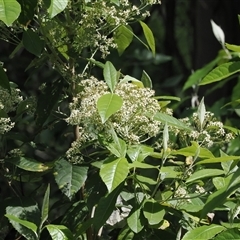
[5,214,38,235]
[181,225,225,240]
[47,0,69,18]
[214,228,240,240]
[196,156,240,165]
[87,58,105,68]
[106,137,127,158]
[117,226,134,240]
[212,177,227,190]
[46,224,73,240]
[136,175,157,185]
[97,93,123,123]
[183,57,220,90]
[6,157,50,172]
[199,61,240,85]
[6,198,40,240]
[100,157,128,192]
[154,112,192,131]
[225,43,240,52]
[40,184,50,230]
[179,197,204,212]
[0,65,11,92]
[143,199,165,225]
[161,166,182,179]
[93,184,123,231]
[129,161,158,169]
[127,205,145,233]
[139,21,155,56]
[54,158,88,200]
[23,29,44,57]
[127,145,154,162]
[154,96,181,101]
[0,0,21,26]
[17,0,38,26]
[186,169,224,184]
[121,75,144,88]
[114,25,133,55]
[174,142,214,159]
[103,61,118,92]
[201,169,240,218]
[141,70,152,89]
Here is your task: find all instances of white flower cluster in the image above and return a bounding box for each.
[66,77,161,163]
[76,0,157,58]
[45,0,161,59]
[175,111,234,148]
[0,86,23,134]
[0,87,22,113]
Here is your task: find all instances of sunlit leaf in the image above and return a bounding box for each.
[100,157,128,192]
[179,197,204,212]
[54,158,88,200]
[225,43,240,52]
[6,157,50,172]
[121,75,144,88]
[46,224,73,240]
[0,0,21,26]
[141,70,152,89]
[5,214,37,235]
[199,61,240,85]
[183,57,220,90]
[127,205,146,233]
[97,93,123,123]
[139,21,155,56]
[155,96,181,101]
[214,228,240,240]
[40,184,50,230]
[106,136,127,158]
[196,156,240,165]
[186,169,224,183]
[182,225,225,240]
[117,226,134,240]
[213,177,227,190]
[103,61,118,92]
[143,199,165,225]
[127,145,154,162]
[201,169,240,218]
[47,0,69,18]
[154,112,192,131]
[129,161,158,169]
[174,142,214,159]
[6,198,40,240]
[114,25,133,55]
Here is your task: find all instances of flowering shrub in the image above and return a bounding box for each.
[1,1,240,240]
